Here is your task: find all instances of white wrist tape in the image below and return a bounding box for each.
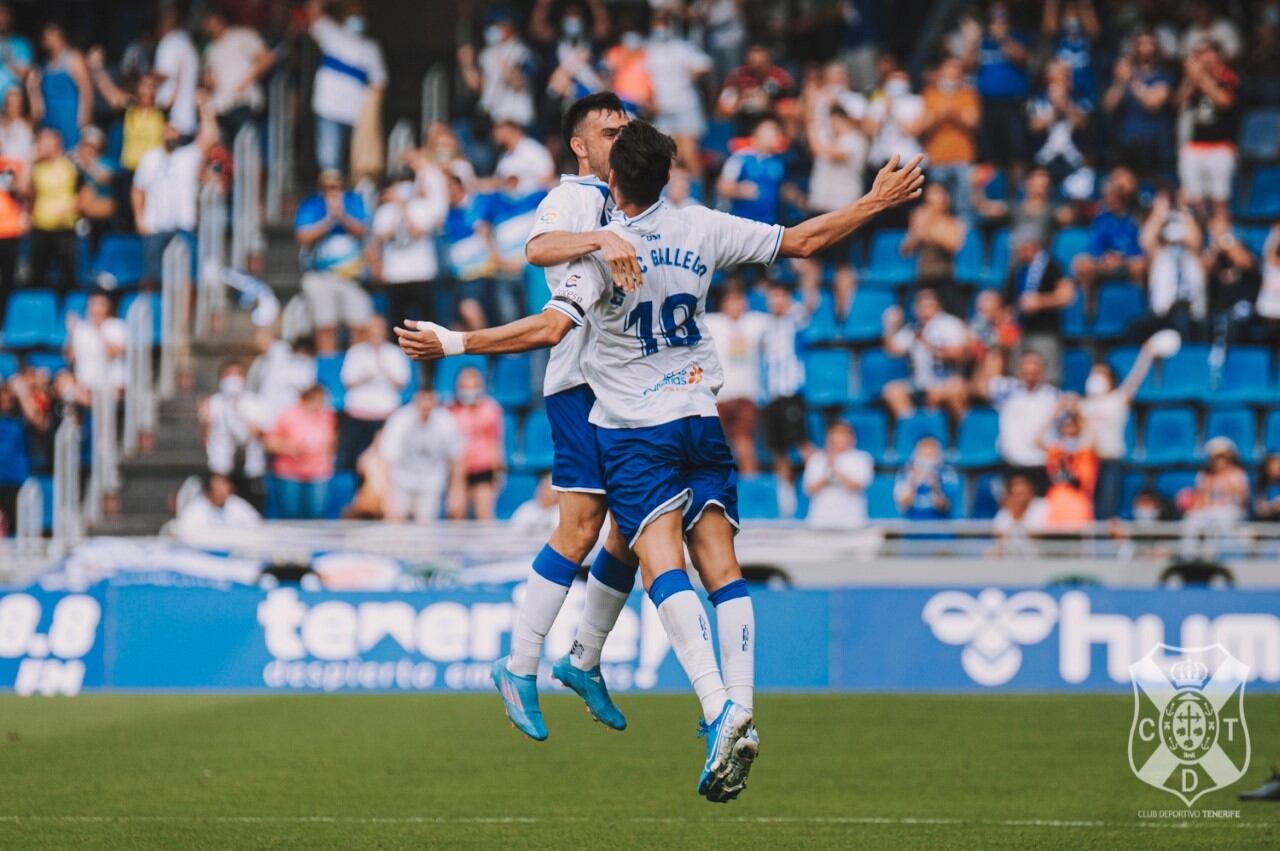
[414,320,466,356]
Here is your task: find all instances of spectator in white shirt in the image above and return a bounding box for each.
[761,280,814,518]
[866,63,923,168]
[153,6,199,135]
[511,474,560,535]
[492,121,554,195]
[200,9,272,144]
[248,335,317,428]
[304,0,387,174]
[705,287,767,473]
[338,314,411,469]
[379,389,465,524]
[1080,336,1160,521]
[804,420,874,528]
[976,349,1060,491]
[65,293,126,396]
[458,9,536,128]
[367,171,446,331]
[132,95,219,289]
[199,360,268,509]
[881,288,972,422]
[171,473,262,545]
[646,10,712,177]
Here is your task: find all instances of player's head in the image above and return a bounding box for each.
[607,120,676,210]
[562,92,628,181]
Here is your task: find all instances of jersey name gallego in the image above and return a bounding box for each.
[545,200,783,429]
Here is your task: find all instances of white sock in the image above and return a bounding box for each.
[571,575,630,670]
[651,569,727,724]
[714,595,755,712]
[507,545,579,677]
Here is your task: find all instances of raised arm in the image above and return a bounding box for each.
[394,310,575,361]
[778,154,924,259]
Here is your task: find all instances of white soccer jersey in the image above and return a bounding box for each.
[525,174,613,396]
[547,200,783,429]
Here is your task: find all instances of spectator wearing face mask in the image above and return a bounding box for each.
[604,26,654,116]
[200,360,268,510]
[975,349,1060,491]
[804,421,874,529]
[458,8,536,130]
[1042,0,1100,101]
[646,11,712,177]
[881,288,972,423]
[337,315,411,470]
[894,436,958,521]
[535,1,610,113]
[865,60,923,170]
[1037,397,1098,528]
[1140,191,1206,337]
[447,367,505,520]
[264,384,337,520]
[970,3,1030,180]
[248,334,318,428]
[919,57,980,222]
[305,0,387,173]
[367,171,446,332]
[1079,336,1159,521]
[294,170,374,354]
[491,120,555,196]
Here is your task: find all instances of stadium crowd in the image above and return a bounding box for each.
[1,0,1280,544]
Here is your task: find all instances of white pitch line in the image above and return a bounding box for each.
[0,815,1272,830]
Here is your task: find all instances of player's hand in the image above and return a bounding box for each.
[598,229,643,292]
[394,322,446,361]
[869,153,925,210]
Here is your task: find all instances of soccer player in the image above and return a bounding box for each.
[397,122,923,800]
[487,93,648,743]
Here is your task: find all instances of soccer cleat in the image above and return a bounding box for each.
[491,657,548,742]
[550,654,627,731]
[711,725,759,802]
[695,700,753,801]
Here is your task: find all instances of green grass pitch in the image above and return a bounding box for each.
[0,693,1276,849]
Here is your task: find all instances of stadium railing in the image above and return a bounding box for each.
[265,70,294,227]
[123,295,156,455]
[51,412,82,551]
[231,125,263,273]
[159,238,192,400]
[196,182,228,337]
[421,64,448,131]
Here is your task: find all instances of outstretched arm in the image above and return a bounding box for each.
[778,154,924,259]
[394,310,575,361]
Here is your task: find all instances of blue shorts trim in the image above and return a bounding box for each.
[545,385,606,494]
[595,416,739,547]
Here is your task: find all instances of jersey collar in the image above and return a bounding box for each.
[615,199,666,232]
[560,173,608,189]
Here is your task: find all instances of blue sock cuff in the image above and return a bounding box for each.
[531,544,580,588]
[708,578,749,607]
[590,549,636,594]
[648,569,693,607]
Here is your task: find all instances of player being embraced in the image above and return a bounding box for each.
[398,122,923,800]
[483,93,647,742]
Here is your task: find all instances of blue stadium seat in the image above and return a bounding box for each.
[1154,470,1197,504]
[969,473,1002,519]
[802,348,852,406]
[1146,345,1211,402]
[702,119,734,158]
[24,351,66,374]
[861,229,916,288]
[492,353,533,408]
[1240,108,1280,160]
[954,408,1000,468]
[1205,408,1256,460]
[866,473,898,519]
[1139,407,1197,465]
[1238,166,1280,219]
[524,264,550,314]
[324,471,357,519]
[738,474,780,520]
[315,353,345,411]
[518,410,554,470]
[91,234,145,288]
[855,350,909,403]
[63,291,89,321]
[1266,411,1280,453]
[1234,225,1271,258]
[496,472,539,520]
[1211,347,1274,405]
[1062,291,1088,340]
[977,228,1010,288]
[841,290,895,342]
[1091,283,1144,339]
[1051,227,1090,270]
[3,290,59,348]
[1062,348,1092,395]
[1118,473,1147,520]
[433,354,488,398]
[954,229,984,284]
[801,295,840,344]
[504,411,519,466]
[0,351,17,378]
[893,409,948,460]
[842,407,887,463]
[38,473,53,532]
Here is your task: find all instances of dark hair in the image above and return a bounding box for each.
[561,91,626,153]
[608,120,676,208]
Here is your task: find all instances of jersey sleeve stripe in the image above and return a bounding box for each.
[545,298,584,325]
[767,224,784,265]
